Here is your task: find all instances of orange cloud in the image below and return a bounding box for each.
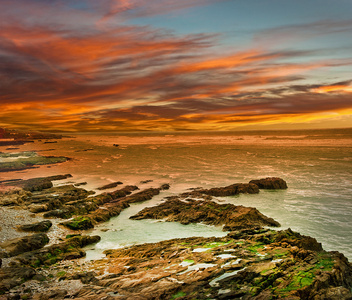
[1,0,352,132]
[312,85,352,94]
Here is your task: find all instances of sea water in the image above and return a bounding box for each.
[1,130,351,260]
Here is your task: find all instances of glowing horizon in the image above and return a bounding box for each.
[1,0,352,132]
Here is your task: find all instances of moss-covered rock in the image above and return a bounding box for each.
[61,216,94,230]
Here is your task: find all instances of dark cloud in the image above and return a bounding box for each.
[1,0,352,132]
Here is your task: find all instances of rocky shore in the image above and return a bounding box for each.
[0,176,351,299]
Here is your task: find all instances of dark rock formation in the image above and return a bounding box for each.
[250,177,288,189]
[11,235,101,268]
[0,140,32,146]
[140,180,153,184]
[2,174,72,191]
[43,141,57,144]
[0,233,49,258]
[17,220,52,232]
[97,181,123,190]
[131,198,280,230]
[74,182,88,186]
[199,183,259,196]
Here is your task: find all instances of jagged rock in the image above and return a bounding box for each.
[97,181,123,190]
[11,235,101,267]
[160,183,170,190]
[199,183,259,196]
[250,177,288,189]
[275,228,323,252]
[108,185,139,199]
[130,199,280,230]
[0,189,30,206]
[96,229,352,300]
[140,180,153,184]
[3,174,72,192]
[123,188,161,204]
[0,233,49,258]
[17,220,52,232]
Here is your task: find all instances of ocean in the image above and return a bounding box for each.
[1,129,351,261]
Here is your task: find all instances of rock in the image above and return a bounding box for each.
[43,208,72,219]
[0,140,30,146]
[97,181,123,190]
[122,188,161,204]
[3,227,352,300]
[0,266,36,293]
[13,178,52,192]
[250,177,288,189]
[17,220,52,232]
[160,183,170,190]
[0,189,30,206]
[96,229,352,300]
[275,228,323,252]
[11,235,101,268]
[71,271,99,284]
[28,203,49,213]
[74,182,88,186]
[3,174,72,192]
[140,180,153,184]
[108,185,139,199]
[0,233,49,258]
[130,199,280,230]
[199,183,259,196]
[44,140,57,144]
[60,216,94,230]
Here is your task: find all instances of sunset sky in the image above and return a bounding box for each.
[1,0,352,132]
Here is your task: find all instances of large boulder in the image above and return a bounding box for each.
[17,220,52,232]
[250,177,288,189]
[0,233,49,258]
[199,183,259,196]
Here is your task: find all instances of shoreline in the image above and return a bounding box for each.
[1,176,352,299]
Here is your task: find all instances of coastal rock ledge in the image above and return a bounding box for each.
[0,176,351,299]
[130,198,281,231]
[1,229,350,300]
